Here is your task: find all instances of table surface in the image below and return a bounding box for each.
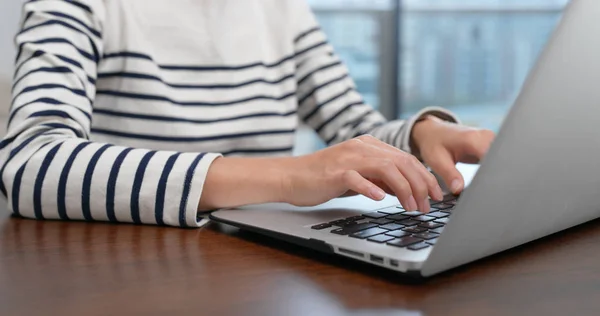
[2,203,600,316]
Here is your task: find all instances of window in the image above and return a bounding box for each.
[401,0,568,130]
[296,0,568,155]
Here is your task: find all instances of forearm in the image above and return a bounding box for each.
[198,156,297,210]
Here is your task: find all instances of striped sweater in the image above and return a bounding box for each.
[0,0,456,227]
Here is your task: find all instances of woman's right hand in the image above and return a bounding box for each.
[200,135,443,212]
[284,135,444,213]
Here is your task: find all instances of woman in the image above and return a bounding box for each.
[0,0,494,227]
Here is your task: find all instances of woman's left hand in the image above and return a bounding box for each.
[411,115,496,194]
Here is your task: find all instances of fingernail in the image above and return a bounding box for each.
[451,179,462,194]
[370,188,386,200]
[434,185,444,201]
[407,195,418,211]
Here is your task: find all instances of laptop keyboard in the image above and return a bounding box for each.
[310,197,457,251]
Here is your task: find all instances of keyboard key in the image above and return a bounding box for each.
[398,219,420,226]
[377,207,404,215]
[387,236,422,248]
[413,215,436,222]
[387,214,409,221]
[426,238,438,245]
[337,221,358,227]
[329,219,349,226]
[379,223,404,231]
[339,222,378,234]
[434,203,454,210]
[413,232,439,240]
[350,227,388,239]
[430,227,444,234]
[331,228,347,235]
[427,211,449,219]
[434,218,450,224]
[363,212,389,219]
[440,209,453,214]
[408,242,431,251]
[367,234,395,243]
[402,226,427,234]
[419,222,444,229]
[444,195,458,202]
[346,215,365,222]
[370,218,394,225]
[311,223,332,230]
[385,230,410,238]
[401,210,423,216]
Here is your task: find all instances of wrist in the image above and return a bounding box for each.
[272,157,298,204]
[410,115,441,158]
[198,156,297,210]
[278,156,309,205]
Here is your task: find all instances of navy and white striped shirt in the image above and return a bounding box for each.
[0,0,456,227]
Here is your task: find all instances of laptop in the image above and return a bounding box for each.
[210,0,600,278]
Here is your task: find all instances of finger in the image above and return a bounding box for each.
[358,136,443,199]
[399,155,446,208]
[341,170,386,201]
[426,148,465,195]
[419,163,445,202]
[474,130,495,163]
[406,158,443,203]
[357,159,418,211]
[458,130,495,164]
[394,156,431,213]
[370,179,395,195]
[357,138,443,205]
[340,190,359,198]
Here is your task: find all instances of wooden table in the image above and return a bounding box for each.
[2,203,600,316]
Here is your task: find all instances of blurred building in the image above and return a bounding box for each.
[311,0,568,131]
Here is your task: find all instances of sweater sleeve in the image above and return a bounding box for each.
[0,0,220,227]
[290,0,460,153]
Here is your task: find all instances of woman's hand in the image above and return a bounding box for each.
[201,135,445,212]
[284,135,444,212]
[411,115,496,194]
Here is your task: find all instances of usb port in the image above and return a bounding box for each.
[370,255,384,264]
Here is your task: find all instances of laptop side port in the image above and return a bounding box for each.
[338,247,364,258]
[370,255,384,264]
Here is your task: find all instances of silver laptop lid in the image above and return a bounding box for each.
[422,0,600,276]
